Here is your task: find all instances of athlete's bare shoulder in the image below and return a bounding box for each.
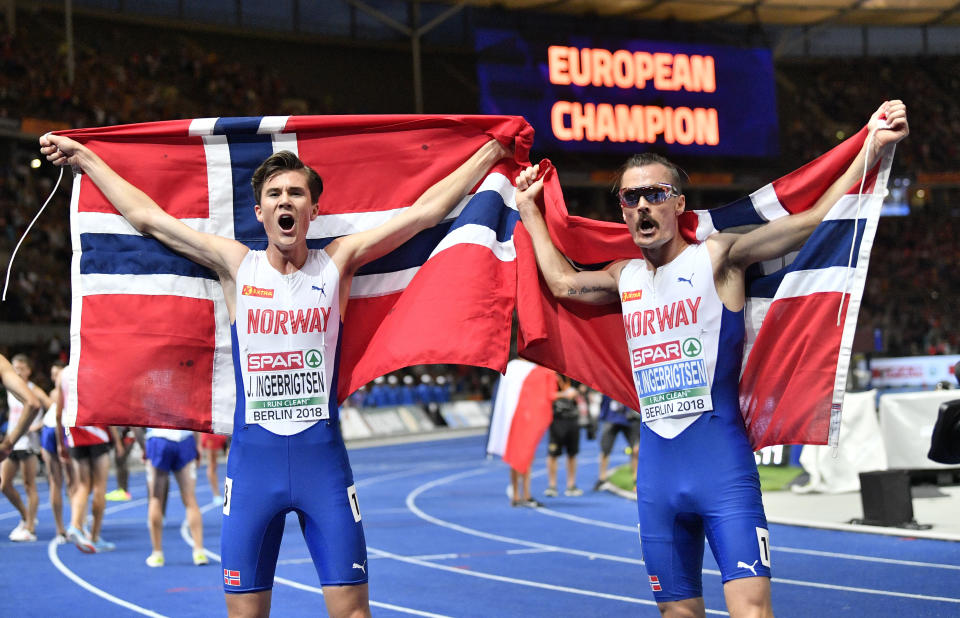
[604,259,631,286]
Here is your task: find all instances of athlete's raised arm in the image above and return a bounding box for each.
[0,355,41,461]
[723,100,909,271]
[40,134,249,281]
[326,138,509,279]
[515,164,621,304]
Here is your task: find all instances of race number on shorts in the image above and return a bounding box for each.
[223,477,233,516]
[347,484,361,522]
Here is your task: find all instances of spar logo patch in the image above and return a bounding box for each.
[241,284,274,298]
[304,349,323,368]
[621,290,643,302]
[648,575,662,592]
[248,351,304,372]
[632,341,681,369]
[223,569,241,587]
[681,338,703,357]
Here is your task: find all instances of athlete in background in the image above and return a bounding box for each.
[0,353,43,541]
[0,354,51,542]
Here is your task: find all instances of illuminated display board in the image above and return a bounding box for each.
[475,28,778,157]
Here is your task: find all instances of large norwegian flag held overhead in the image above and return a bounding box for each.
[60,115,532,433]
[517,126,893,449]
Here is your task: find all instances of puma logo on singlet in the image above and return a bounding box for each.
[737,559,759,576]
[312,284,326,297]
[352,560,367,574]
[677,273,694,287]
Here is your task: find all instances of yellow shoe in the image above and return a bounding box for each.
[105,489,131,502]
[192,550,209,566]
[145,551,164,567]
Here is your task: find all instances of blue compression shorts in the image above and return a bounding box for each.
[145,435,198,473]
[219,421,367,593]
[637,412,771,603]
[41,426,60,454]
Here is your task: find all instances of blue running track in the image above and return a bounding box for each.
[2,435,958,616]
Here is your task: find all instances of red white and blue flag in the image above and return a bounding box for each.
[516,126,893,449]
[60,115,532,433]
[58,115,889,449]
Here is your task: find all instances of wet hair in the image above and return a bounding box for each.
[251,151,323,204]
[614,153,688,194]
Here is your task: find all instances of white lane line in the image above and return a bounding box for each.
[407,466,960,605]
[537,502,960,572]
[773,545,960,571]
[48,538,168,618]
[408,467,647,566]
[535,507,637,532]
[277,547,556,566]
[513,461,960,573]
[42,483,190,617]
[364,545,707,614]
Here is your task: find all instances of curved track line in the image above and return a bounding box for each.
[407,465,960,605]
[533,499,960,572]
[48,538,168,618]
[364,545,678,613]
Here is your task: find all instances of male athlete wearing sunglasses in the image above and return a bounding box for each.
[515,101,907,618]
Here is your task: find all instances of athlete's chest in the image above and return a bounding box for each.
[619,246,717,340]
[236,254,339,342]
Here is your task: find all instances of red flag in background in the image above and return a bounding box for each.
[486,359,556,473]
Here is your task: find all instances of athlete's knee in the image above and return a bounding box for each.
[723,577,772,618]
[657,598,706,618]
[225,590,271,618]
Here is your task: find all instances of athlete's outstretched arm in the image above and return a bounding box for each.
[39,134,248,279]
[329,139,509,276]
[0,355,41,461]
[725,100,909,269]
[515,164,620,304]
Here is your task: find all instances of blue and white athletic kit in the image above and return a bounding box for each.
[620,243,770,602]
[145,429,198,472]
[41,401,62,455]
[220,249,366,594]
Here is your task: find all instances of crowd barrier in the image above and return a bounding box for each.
[340,400,491,441]
[797,389,960,493]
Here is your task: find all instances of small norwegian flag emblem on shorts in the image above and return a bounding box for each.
[224,569,241,587]
[649,575,662,592]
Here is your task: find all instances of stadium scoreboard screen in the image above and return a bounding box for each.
[476,28,779,157]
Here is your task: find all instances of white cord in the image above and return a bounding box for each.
[835,126,880,327]
[3,167,65,301]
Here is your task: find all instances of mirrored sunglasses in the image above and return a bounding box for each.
[618,183,680,207]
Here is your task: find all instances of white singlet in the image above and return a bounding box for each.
[619,243,725,439]
[233,249,342,437]
[6,383,37,452]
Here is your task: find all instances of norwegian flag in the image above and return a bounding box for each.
[649,575,662,592]
[59,115,532,433]
[517,125,893,449]
[223,569,241,587]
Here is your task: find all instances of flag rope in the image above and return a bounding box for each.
[3,166,64,301]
